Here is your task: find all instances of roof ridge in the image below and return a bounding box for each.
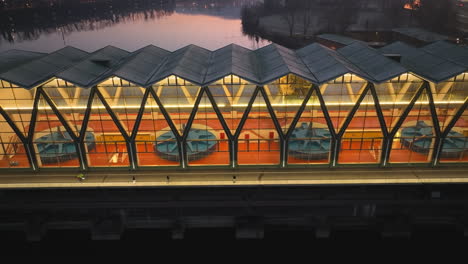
[337,43,397,82]
[291,43,319,83]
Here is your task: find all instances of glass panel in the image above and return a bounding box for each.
[85,97,128,167]
[374,76,423,132]
[0,87,36,137]
[42,81,89,137]
[339,90,382,164]
[432,75,468,132]
[288,90,331,165]
[187,95,229,166]
[208,75,256,134]
[0,114,29,168]
[33,95,79,168]
[136,95,179,167]
[266,74,311,134]
[322,76,367,133]
[238,93,280,165]
[98,79,145,136]
[440,108,468,163]
[153,76,201,135]
[389,91,435,163]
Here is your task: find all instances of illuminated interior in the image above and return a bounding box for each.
[0,71,466,170]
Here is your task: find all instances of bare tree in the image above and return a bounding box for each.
[282,0,301,36]
[301,0,313,37]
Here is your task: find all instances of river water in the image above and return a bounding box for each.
[0,0,269,52]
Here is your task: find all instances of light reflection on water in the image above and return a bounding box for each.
[0,0,269,52]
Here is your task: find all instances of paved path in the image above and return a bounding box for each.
[0,167,467,188]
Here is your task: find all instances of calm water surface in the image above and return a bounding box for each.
[0,0,269,52]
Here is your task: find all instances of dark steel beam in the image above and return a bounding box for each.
[205,87,235,167]
[283,84,315,166]
[337,83,371,138]
[77,87,96,170]
[381,81,427,166]
[95,88,135,169]
[0,105,36,170]
[38,87,87,170]
[426,84,442,166]
[25,88,42,171]
[234,86,260,139]
[149,86,184,168]
[432,97,468,165]
[314,85,337,167]
[0,106,27,143]
[369,83,388,138]
[233,86,260,167]
[333,83,371,165]
[259,86,284,167]
[128,87,151,169]
[181,87,205,168]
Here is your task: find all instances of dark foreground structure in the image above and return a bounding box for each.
[0,41,467,242]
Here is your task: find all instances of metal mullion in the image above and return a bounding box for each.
[369,83,389,167]
[369,83,388,138]
[79,87,96,141]
[27,87,41,143]
[149,87,184,168]
[282,84,315,166]
[182,87,205,140]
[337,83,371,138]
[234,86,260,139]
[0,106,36,170]
[333,83,371,165]
[95,88,136,169]
[232,86,260,167]
[0,106,27,143]
[389,82,427,136]
[38,87,88,170]
[426,84,442,166]
[77,87,96,170]
[381,81,427,166]
[130,87,151,140]
[259,86,285,167]
[180,87,205,168]
[128,87,151,169]
[204,87,235,167]
[285,84,315,138]
[433,97,468,166]
[204,87,233,140]
[313,85,337,167]
[25,87,41,171]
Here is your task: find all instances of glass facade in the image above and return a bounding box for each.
[0,72,466,171]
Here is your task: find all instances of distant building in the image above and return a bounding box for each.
[457,0,468,35]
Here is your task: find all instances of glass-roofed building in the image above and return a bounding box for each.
[0,41,466,172]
